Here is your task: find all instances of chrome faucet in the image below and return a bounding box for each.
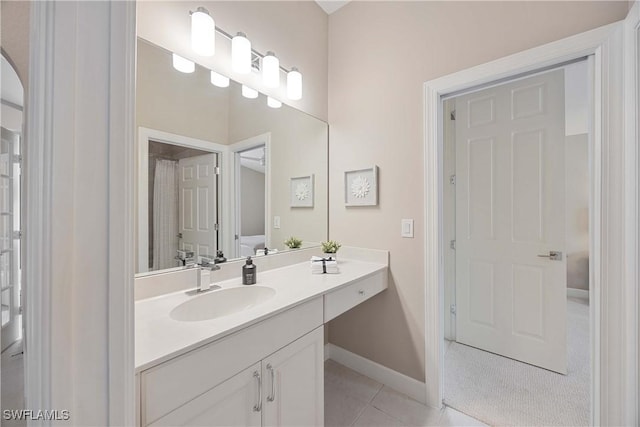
[196,254,221,293]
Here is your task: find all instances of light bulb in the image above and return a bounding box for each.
[191,7,215,56]
[232,32,251,74]
[267,97,282,108]
[262,51,280,88]
[287,67,302,100]
[242,85,258,99]
[210,70,229,88]
[172,54,195,73]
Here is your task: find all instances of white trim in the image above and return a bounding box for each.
[228,133,272,259]
[567,288,590,301]
[326,343,427,404]
[25,1,54,416]
[324,343,331,361]
[136,127,229,273]
[424,21,638,426]
[26,2,137,424]
[623,1,640,422]
[108,2,136,424]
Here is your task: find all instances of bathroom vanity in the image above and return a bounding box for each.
[135,250,388,426]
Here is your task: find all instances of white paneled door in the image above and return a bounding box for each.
[455,69,567,374]
[178,153,218,261]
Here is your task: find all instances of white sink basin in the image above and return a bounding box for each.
[170,286,276,322]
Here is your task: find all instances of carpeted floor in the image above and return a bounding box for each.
[444,298,590,427]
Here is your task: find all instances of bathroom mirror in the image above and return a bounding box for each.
[136,38,328,274]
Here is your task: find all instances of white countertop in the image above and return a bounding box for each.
[135,258,387,372]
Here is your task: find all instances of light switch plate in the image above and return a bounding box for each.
[273,216,281,229]
[401,219,414,238]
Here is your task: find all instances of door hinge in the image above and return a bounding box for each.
[12,155,22,164]
[214,223,220,231]
[449,175,456,185]
[214,166,221,175]
[450,304,457,315]
[450,240,456,250]
[12,230,21,239]
[450,110,456,121]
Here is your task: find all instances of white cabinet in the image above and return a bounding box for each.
[141,322,324,427]
[140,299,323,425]
[150,363,262,427]
[262,327,324,427]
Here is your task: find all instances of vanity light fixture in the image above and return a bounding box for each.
[267,97,282,108]
[241,85,259,99]
[262,51,280,88]
[287,67,302,100]
[210,70,229,88]
[172,54,195,73]
[191,7,215,56]
[180,8,304,100]
[232,32,252,74]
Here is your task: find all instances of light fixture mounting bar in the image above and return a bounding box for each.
[214,25,293,74]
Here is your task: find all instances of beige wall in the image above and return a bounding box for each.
[137,39,230,144]
[327,1,628,382]
[137,1,328,121]
[228,86,328,249]
[0,0,30,88]
[240,166,266,236]
[566,134,589,291]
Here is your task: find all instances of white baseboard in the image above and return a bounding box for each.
[325,343,427,404]
[567,287,589,301]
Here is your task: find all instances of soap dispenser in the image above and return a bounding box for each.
[242,256,257,285]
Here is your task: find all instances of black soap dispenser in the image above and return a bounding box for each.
[242,256,257,285]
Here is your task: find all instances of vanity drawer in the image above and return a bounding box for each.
[324,269,387,321]
[141,297,323,426]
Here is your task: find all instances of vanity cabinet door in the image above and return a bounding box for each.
[262,327,324,427]
[149,363,262,427]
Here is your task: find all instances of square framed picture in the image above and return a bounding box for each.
[344,166,378,206]
[290,175,314,208]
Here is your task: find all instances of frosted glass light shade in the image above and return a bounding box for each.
[262,52,280,88]
[191,8,215,56]
[267,97,282,108]
[210,71,229,88]
[232,32,252,74]
[241,85,258,99]
[287,67,302,100]
[172,54,195,73]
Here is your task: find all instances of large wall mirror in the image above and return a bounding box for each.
[136,38,328,274]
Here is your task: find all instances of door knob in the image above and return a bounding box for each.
[537,251,562,261]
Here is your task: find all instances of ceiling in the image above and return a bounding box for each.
[315,0,350,15]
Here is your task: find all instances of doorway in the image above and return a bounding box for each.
[1,52,25,419]
[441,61,591,426]
[229,133,271,260]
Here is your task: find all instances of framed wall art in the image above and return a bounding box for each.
[344,166,378,206]
[290,174,314,208]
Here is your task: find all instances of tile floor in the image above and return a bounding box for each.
[325,360,487,427]
[2,340,25,427]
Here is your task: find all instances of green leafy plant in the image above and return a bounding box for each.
[321,240,341,254]
[284,236,303,249]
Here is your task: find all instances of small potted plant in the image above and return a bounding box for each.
[321,240,341,260]
[284,236,302,249]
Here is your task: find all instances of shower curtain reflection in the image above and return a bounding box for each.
[152,158,178,270]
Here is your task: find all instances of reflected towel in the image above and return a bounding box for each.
[310,256,339,274]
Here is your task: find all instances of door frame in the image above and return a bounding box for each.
[137,127,228,273]
[423,20,639,426]
[228,133,272,259]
